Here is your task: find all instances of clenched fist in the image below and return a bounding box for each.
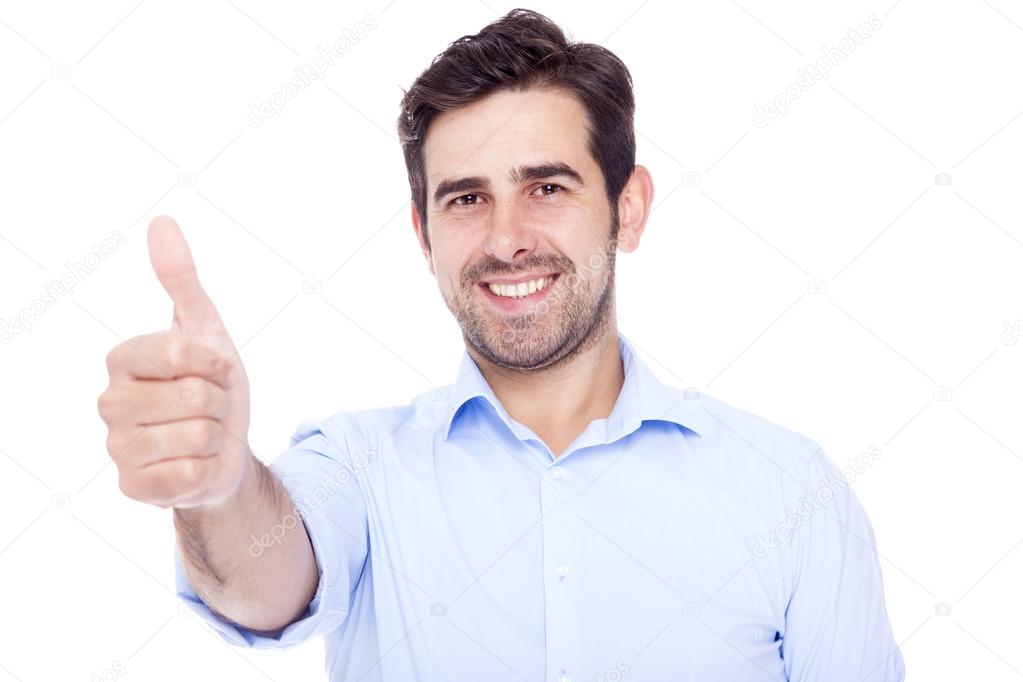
[97,216,253,509]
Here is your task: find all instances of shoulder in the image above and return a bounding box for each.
[292,400,422,451]
[682,389,825,483]
[287,386,447,465]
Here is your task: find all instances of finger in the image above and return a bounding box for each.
[147,215,226,336]
[119,456,217,508]
[106,418,223,469]
[98,376,228,426]
[106,331,232,388]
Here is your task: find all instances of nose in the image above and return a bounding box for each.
[482,198,537,264]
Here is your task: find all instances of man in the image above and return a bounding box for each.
[97,9,904,681]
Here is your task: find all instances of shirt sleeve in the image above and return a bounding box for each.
[780,440,905,681]
[174,417,370,649]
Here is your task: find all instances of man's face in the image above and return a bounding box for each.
[415,87,620,371]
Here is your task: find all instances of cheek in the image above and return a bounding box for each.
[431,232,480,281]
[430,256,469,295]
[540,198,608,238]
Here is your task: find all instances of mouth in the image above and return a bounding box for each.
[478,272,560,313]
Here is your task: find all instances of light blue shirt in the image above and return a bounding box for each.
[175,331,904,681]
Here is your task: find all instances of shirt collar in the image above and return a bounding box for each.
[442,331,716,443]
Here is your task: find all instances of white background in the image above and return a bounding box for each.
[2,0,1022,679]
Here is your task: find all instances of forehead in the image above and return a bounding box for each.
[423,87,592,186]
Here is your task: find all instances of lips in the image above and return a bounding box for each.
[478,273,560,313]
[484,274,558,298]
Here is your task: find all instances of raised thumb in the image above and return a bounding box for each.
[147,215,226,337]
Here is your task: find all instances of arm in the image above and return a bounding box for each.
[781,442,905,681]
[95,215,334,638]
[174,420,371,649]
[173,449,318,634]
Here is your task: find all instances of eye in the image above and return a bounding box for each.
[533,183,564,198]
[451,193,485,208]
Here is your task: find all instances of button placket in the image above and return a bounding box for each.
[541,464,582,681]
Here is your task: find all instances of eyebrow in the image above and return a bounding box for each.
[432,162,585,206]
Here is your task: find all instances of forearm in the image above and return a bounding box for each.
[173,451,319,633]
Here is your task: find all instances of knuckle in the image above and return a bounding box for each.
[97,384,130,421]
[105,431,125,458]
[175,458,207,490]
[183,419,216,451]
[191,387,212,415]
[212,355,232,383]
[175,379,199,405]
[196,384,224,416]
[96,389,113,420]
[161,334,190,373]
[118,474,152,504]
[117,472,137,500]
[104,344,123,373]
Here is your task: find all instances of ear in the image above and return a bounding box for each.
[615,165,654,253]
[411,203,435,276]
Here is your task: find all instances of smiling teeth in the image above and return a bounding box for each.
[488,276,554,298]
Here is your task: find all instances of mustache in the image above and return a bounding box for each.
[467,258,573,284]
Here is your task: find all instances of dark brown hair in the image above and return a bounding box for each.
[397,8,636,251]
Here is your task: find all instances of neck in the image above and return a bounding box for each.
[467,324,625,457]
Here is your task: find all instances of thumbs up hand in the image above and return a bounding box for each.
[97,216,253,509]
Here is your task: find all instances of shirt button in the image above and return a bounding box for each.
[549,466,564,480]
[555,561,570,579]
[556,670,572,682]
